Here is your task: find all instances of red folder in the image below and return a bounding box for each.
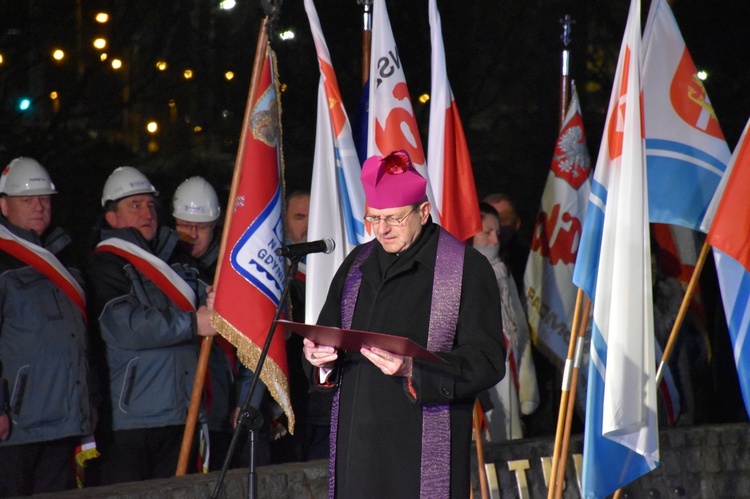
[276,319,447,363]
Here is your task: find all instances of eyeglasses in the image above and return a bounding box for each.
[176,221,215,233]
[364,206,417,227]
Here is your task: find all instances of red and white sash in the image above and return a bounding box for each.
[95,238,196,312]
[0,224,86,320]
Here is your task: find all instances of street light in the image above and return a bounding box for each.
[225,71,234,81]
[156,61,167,71]
[18,98,31,112]
[146,121,159,152]
[52,49,65,61]
[183,69,194,79]
[95,12,109,23]
[50,92,60,113]
[93,38,107,50]
[111,58,123,70]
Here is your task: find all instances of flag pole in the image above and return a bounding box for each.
[359,0,372,86]
[176,15,271,476]
[547,288,585,499]
[558,14,573,128]
[472,399,490,499]
[655,239,711,384]
[554,295,591,499]
[546,15,579,498]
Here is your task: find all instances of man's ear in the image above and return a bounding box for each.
[104,210,118,228]
[0,198,8,218]
[419,201,431,224]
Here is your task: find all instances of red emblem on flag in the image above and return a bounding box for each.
[670,48,724,139]
[551,113,590,189]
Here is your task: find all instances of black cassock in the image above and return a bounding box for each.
[314,221,506,498]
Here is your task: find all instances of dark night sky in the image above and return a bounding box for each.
[1,0,750,247]
[273,0,750,243]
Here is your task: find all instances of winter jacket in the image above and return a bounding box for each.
[0,219,91,446]
[86,226,200,431]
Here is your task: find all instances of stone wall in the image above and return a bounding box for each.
[34,423,750,498]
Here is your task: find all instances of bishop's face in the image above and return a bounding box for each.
[368,202,430,254]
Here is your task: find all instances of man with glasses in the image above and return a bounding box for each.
[303,150,506,498]
[171,176,268,470]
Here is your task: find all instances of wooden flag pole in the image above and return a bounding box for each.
[546,14,576,498]
[473,398,490,499]
[176,17,271,476]
[655,239,711,384]
[546,288,584,499]
[554,296,591,499]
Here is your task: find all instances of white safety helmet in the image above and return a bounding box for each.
[101,166,158,207]
[0,157,58,196]
[172,176,220,223]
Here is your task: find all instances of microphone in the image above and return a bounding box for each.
[275,237,336,259]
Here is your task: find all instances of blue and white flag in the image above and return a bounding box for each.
[642,0,731,232]
[706,119,750,416]
[573,1,660,496]
[303,0,369,323]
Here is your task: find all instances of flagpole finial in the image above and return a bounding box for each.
[262,0,283,37]
[560,14,575,47]
[358,0,373,31]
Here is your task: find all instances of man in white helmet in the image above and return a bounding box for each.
[86,166,216,485]
[171,176,268,470]
[173,176,221,264]
[0,157,92,495]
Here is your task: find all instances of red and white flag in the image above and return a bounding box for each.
[368,0,438,220]
[211,49,292,429]
[427,0,481,241]
[524,86,591,404]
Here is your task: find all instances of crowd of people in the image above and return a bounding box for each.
[0,149,744,497]
[0,160,230,496]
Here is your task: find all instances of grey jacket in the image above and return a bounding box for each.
[0,219,91,446]
[87,226,200,431]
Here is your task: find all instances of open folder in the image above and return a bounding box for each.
[276,319,447,363]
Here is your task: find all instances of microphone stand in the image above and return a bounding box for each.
[211,255,301,499]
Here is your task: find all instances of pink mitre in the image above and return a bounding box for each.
[361,150,427,209]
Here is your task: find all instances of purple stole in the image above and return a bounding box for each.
[329,228,465,499]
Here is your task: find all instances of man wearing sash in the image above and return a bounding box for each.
[86,166,216,485]
[303,150,505,498]
[0,157,92,496]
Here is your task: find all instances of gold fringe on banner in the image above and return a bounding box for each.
[211,310,295,435]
